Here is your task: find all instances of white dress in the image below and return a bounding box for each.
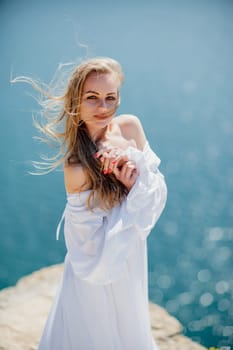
[38,142,167,350]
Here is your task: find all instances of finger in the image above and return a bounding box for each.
[102,150,119,174]
[107,149,120,173]
[95,147,124,162]
[108,148,119,158]
[125,165,136,179]
[112,158,124,178]
[122,162,130,179]
[121,161,138,179]
[103,157,111,174]
[126,164,138,181]
[94,147,111,159]
[112,157,132,178]
[112,159,120,176]
[112,155,129,171]
[123,165,138,190]
[129,169,138,186]
[119,161,132,179]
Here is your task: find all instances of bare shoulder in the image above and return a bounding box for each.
[64,163,90,193]
[115,114,147,151]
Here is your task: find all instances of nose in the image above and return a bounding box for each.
[98,99,108,109]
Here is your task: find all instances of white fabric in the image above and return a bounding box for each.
[38,141,167,350]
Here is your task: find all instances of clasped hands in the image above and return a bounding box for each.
[95,145,138,191]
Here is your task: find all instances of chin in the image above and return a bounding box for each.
[94,117,113,127]
[85,118,112,136]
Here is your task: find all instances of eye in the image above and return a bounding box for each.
[106,96,116,101]
[87,95,97,100]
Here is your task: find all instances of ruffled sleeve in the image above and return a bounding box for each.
[124,141,167,239]
[62,141,167,285]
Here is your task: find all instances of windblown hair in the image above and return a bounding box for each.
[12,57,128,210]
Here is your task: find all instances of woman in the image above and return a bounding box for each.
[33,57,167,349]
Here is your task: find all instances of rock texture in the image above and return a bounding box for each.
[0,264,207,350]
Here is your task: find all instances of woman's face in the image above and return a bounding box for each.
[80,72,119,138]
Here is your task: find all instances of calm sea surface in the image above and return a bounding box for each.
[1,0,233,348]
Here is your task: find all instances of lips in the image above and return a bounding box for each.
[94,114,110,119]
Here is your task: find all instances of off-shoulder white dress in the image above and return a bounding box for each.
[38,142,167,350]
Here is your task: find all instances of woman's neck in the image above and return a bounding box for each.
[90,123,114,143]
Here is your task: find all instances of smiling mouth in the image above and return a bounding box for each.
[94,114,110,119]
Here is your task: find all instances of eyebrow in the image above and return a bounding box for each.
[84,90,117,95]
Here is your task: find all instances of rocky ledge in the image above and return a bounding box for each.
[0,264,207,350]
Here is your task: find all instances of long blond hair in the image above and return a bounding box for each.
[12,57,128,209]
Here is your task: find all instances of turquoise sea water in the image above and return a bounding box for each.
[1,0,233,347]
